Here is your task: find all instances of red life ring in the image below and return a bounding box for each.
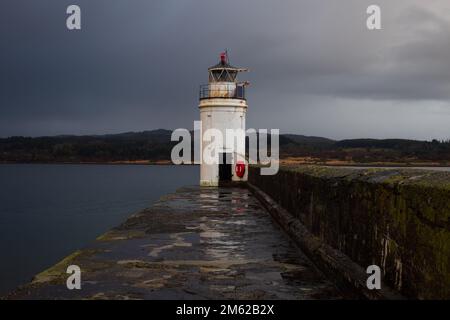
[235,161,246,178]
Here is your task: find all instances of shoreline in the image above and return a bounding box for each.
[2,161,450,168]
[0,161,193,166]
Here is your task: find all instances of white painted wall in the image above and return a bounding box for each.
[199,98,247,186]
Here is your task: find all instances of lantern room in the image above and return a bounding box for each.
[199,52,248,100]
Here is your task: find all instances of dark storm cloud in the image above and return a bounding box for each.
[1,0,450,139]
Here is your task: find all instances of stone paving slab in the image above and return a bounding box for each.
[5,186,343,300]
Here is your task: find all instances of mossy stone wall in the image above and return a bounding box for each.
[249,166,450,299]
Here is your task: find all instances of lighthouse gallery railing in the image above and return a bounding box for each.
[199,83,246,100]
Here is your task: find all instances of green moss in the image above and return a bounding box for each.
[32,250,84,284]
[96,229,146,241]
[252,165,450,298]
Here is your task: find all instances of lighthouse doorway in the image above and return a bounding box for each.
[219,153,232,182]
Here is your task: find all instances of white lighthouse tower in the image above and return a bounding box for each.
[199,52,249,186]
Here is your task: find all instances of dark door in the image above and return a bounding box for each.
[219,153,232,181]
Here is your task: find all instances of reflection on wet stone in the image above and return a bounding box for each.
[6,186,343,300]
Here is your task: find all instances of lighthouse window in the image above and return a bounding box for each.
[209,69,238,82]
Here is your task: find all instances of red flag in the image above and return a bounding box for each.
[220,52,227,63]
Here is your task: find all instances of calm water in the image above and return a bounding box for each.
[0,164,198,295]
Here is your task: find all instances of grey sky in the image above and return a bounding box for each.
[1,0,450,140]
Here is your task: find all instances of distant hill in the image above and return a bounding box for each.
[0,130,175,163]
[0,130,449,164]
[282,134,335,147]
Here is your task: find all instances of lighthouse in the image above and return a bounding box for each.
[199,52,249,186]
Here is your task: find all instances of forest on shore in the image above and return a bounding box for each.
[1,129,449,165]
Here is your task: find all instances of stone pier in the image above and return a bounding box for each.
[5,186,343,300]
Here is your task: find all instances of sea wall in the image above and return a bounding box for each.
[248,166,450,299]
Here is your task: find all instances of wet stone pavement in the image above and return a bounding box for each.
[6,186,343,300]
